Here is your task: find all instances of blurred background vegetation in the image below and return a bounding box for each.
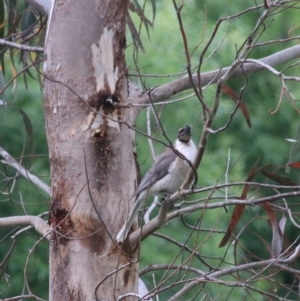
[1,0,300,300]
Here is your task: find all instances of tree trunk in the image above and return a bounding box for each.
[43,1,138,300]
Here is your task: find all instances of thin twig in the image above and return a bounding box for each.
[0,147,50,195]
[0,38,44,52]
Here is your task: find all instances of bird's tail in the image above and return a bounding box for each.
[116,193,145,243]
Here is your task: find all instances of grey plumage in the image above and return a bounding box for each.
[136,148,177,195]
[116,125,197,243]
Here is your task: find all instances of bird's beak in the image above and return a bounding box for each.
[178,125,192,142]
[184,125,191,134]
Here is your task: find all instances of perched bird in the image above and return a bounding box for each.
[116,125,197,243]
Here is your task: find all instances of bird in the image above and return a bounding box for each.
[116,125,197,243]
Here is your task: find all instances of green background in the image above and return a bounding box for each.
[1,1,300,300]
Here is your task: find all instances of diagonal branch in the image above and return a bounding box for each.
[0,38,44,52]
[128,188,300,245]
[2,295,47,301]
[132,45,300,106]
[167,244,300,301]
[0,147,51,195]
[0,216,50,238]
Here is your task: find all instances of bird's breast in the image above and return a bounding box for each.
[141,139,197,196]
[150,157,191,194]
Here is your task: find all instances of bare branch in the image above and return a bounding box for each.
[117,293,143,301]
[166,190,300,221]
[129,199,169,245]
[0,147,51,195]
[0,216,50,238]
[133,45,300,106]
[283,198,300,229]
[129,92,196,107]
[243,58,300,81]
[140,264,205,277]
[146,107,156,160]
[0,38,44,52]
[129,186,300,245]
[149,232,214,269]
[173,0,209,115]
[2,295,46,301]
[167,244,300,301]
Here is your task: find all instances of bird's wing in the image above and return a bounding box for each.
[136,147,177,195]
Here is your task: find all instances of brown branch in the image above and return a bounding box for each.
[172,0,208,115]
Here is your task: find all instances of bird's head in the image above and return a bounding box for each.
[178,125,192,142]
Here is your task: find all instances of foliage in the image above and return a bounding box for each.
[0,3,49,298]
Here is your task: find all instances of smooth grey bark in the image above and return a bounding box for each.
[43,1,138,300]
[135,45,300,106]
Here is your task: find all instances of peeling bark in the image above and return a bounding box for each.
[43,1,138,300]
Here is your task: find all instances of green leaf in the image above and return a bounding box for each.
[19,109,35,168]
[0,0,5,39]
[150,0,156,21]
[0,0,6,75]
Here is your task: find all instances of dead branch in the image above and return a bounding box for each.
[0,147,51,195]
[0,38,44,52]
[0,216,50,238]
[131,45,300,106]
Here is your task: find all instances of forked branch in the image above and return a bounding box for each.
[0,216,50,238]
